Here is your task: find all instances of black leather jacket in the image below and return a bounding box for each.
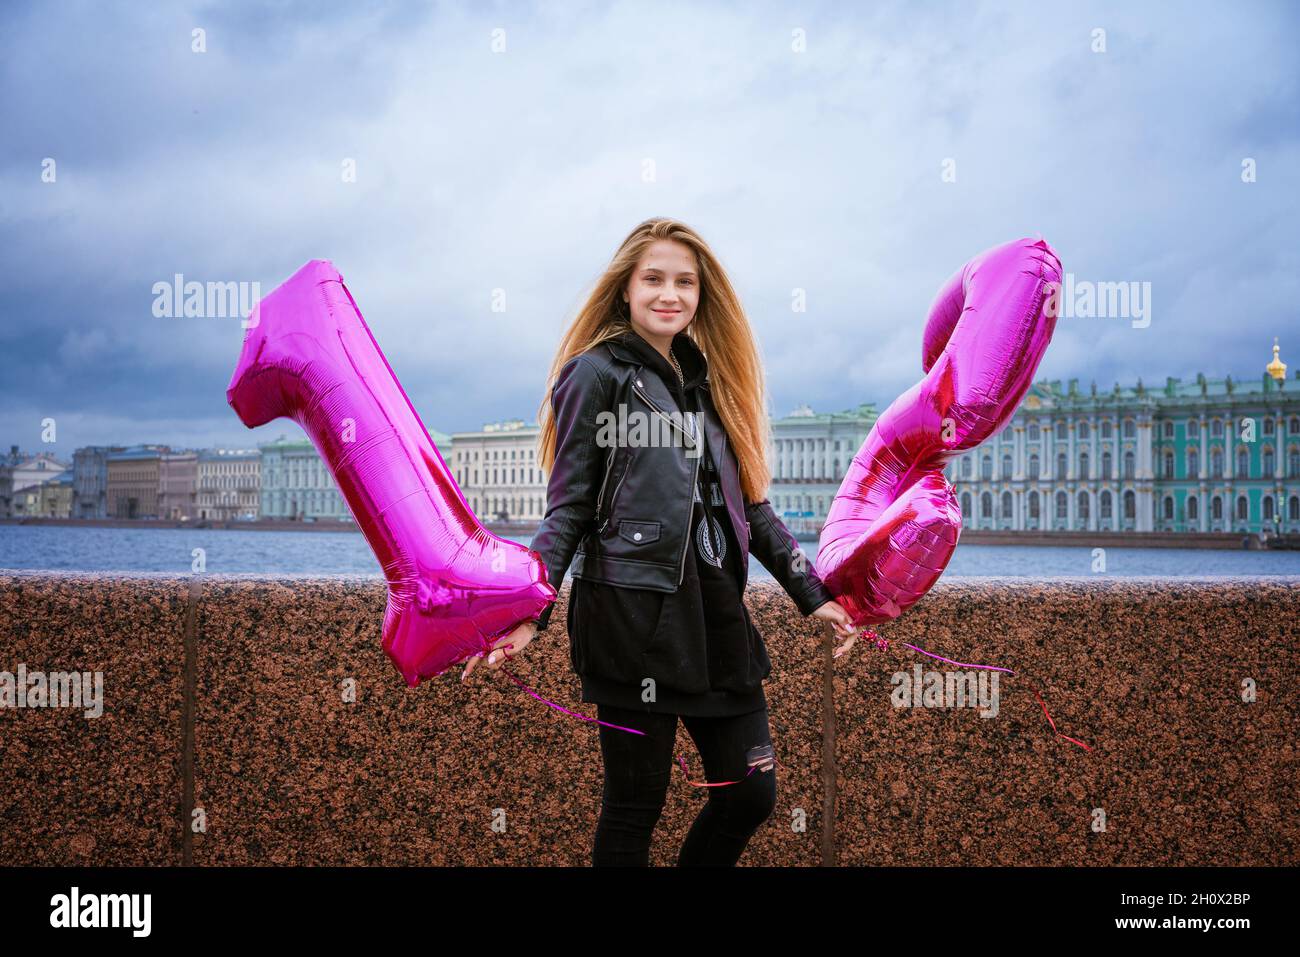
[530,332,834,631]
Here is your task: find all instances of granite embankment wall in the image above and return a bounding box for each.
[1,572,1296,866]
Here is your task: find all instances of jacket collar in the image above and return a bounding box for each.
[605,328,710,391]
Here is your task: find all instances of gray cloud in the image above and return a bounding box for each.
[1,0,1297,457]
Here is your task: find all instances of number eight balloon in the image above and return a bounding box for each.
[226,237,1059,686]
[226,260,555,687]
[816,236,1062,625]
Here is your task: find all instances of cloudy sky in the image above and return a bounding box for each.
[2,0,1297,458]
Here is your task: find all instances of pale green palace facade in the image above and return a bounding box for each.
[944,343,1299,534]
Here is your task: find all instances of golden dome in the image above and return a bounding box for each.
[1266,338,1286,381]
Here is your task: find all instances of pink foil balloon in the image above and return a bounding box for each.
[226,260,555,686]
[817,237,1062,626]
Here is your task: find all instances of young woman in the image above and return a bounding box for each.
[463,217,858,866]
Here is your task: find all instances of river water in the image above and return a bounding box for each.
[2,525,1298,578]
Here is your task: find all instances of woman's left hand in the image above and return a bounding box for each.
[810,600,859,659]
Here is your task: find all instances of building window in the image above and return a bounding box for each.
[1001,491,1012,519]
[1079,452,1089,478]
[1264,418,1275,436]
[1056,452,1067,477]
[1101,421,1113,439]
[1078,491,1089,521]
[1124,490,1136,520]
[1236,495,1249,522]
[1263,448,1275,475]
[1028,454,1040,479]
[1290,496,1300,521]
[1163,450,1174,478]
[962,456,972,479]
[1123,419,1136,439]
[1236,448,1249,476]
[1163,496,1174,520]
[1290,448,1300,478]
[1163,421,1174,439]
[1100,491,1112,519]
[980,491,992,520]
[1187,450,1199,478]
[1055,491,1068,520]
[1102,451,1112,479]
[1212,496,1223,521]
[1211,449,1224,477]
[1056,421,1067,440]
[1028,422,1040,441]
[1263,496,1275,522]
[1123,451,1135,478]
[981,455,992,480]
[1290,417,1300,435]
[1187,419,1198,438]
[1028,491,1040,519]
[1079,421,1090,440]
[1188,495,1198,521]
[961,492,972,519]
[1001,453,1012,477]
[1212,419,1224,438]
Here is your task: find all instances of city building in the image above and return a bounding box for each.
[452,420,544,523]
[768,402,880,536]
[197,448,260,520]
[258,436,347,520]
[158,450,198,520]
[0,446,69,518]
[35,470,75,518]
[944,341,1300,534]
[106,446,170,519]
[72,446,126,518]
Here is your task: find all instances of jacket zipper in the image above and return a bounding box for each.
[594,447,616,528]
[632,382,696,443]
[599,462,629,534]
[632,378,701,586]
[679,436,701,584]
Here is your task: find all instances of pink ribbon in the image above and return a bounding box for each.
[491,654,779,787]
[860,628,1092,751]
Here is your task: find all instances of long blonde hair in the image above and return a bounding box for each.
[537,217,772,503]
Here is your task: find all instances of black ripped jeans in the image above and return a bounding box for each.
[592,702,778,866]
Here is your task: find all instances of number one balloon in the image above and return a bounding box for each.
[226,260,555,686]
[817,236,1063,625]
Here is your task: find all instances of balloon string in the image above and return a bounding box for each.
[492,653,781,786]
[494,663,647,735]
[1032,687,1094,752]
[676,754,780,788]
[860,628,1092,751]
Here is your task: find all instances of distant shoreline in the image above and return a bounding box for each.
[3,517,1294,550]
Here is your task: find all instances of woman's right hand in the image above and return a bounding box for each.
[460,619,539,682]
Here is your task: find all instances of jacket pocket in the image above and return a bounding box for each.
[616,519,661,545]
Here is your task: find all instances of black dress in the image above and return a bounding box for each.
[568,330,770,718]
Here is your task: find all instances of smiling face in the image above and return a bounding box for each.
[622,239,700,355]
